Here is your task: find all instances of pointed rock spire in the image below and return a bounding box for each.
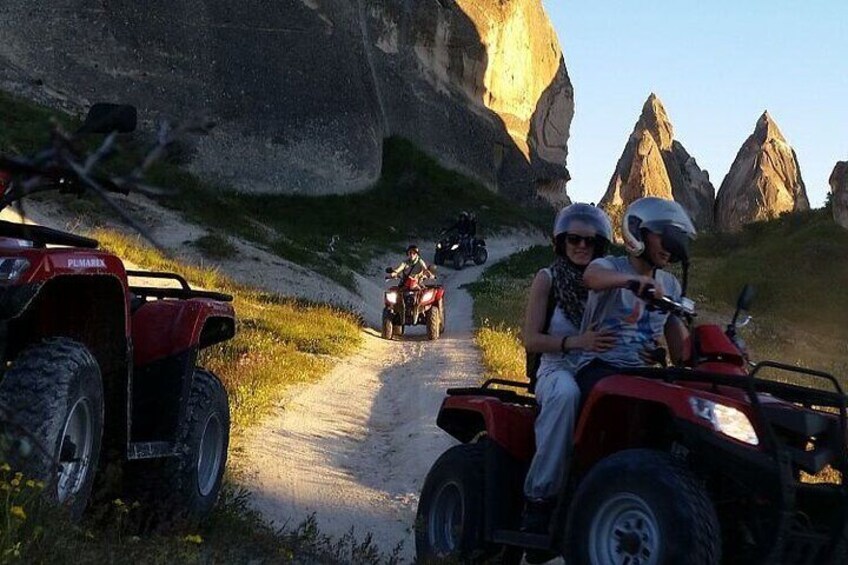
[600,93,715,231]
[715,112,810,232]
[830,161,848,229]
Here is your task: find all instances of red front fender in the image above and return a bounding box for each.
[132,298,235,366]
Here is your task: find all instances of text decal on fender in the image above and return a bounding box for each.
[67,257,107,269]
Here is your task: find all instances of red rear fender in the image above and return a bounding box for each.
[437,395,536,461]
[132,298,235,366]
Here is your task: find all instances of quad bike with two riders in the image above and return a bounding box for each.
[416,284,848,564]
[0,104,234,521]
[434,235,487,271]
[382,269,445,341]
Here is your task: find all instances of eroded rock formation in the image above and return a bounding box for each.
[600,94,714,229]
[830,161,848,229]
[0,0,573,203]
[715,112,810,232]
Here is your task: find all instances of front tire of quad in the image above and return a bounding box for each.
[427,305,441,341]
[0,338,104,520]
[565,449,721,565]
[416,443,490,562]
[150,369,229,523]
[453,253,465,271]
[473,247,488,266]
[382,311,394,340]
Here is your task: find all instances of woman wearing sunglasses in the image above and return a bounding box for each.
[521,203,616,533]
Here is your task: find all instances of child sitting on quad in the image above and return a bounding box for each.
[387,244,433,287]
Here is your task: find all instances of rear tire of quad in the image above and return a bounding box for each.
[382,312,394,340]
[416,443,490,562]
[427,306,441,341]
[565,449,721,565]
[434,250,445,266]
[473,247,488,266]
[142,369,229,524]
[0,337,104,521]
[393,325,405,337]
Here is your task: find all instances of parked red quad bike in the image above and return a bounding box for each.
[416,284,848,564]
[0,104,234,521]
[382,268,445,340]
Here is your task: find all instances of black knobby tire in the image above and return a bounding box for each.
[473,246,488,266]
[382,311,394,340]
[565,449,721,565]
[0,337,104,520]
[434,250,445,266]
[453,252,465,271]
[142,368,229,524]
[393,325,405,337]
[416,443,488,562]
[439,301,446,336]
[427,305,441,341]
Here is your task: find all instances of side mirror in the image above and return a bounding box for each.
[736,284,756,312]
[385,267,393,274]
[730,284,756,330]
[77,103,138,134]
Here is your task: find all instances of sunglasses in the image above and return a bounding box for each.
[565,233,598,246]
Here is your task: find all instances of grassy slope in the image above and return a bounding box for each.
[469,210,848,387]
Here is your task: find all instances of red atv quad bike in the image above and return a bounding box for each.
[416,284,848,564]
[382,268,445,340]
[0,104,234,521]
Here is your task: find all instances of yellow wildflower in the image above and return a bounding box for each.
[10,478,20,487]
[113,498,125,507]
[0,463,10,472]
[25,479,35,488]
[183,534,203,544]
[10,505,26,520]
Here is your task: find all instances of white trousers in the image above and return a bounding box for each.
[523,368,581,499]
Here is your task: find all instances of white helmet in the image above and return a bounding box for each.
[553,203,613,258]
[622,197,696,263]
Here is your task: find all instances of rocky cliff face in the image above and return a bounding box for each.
[830,161,848,229]
[600,94,714,229]
[715,112,810,232]
[0,0,573,203]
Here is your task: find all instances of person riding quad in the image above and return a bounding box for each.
[576,196,697,401]
[521,203,616,533]
[442,211,477,257]
[387,244,434,321]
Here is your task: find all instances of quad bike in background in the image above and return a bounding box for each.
[382,268,445,340]
[0,104,234,521]
[416,284,848,564]
[434,235,487,270]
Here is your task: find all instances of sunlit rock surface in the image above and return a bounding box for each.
[715,112,810,233]
[0,0,573,202]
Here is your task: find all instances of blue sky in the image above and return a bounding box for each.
[545,1,848,207]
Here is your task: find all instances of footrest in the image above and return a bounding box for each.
[492,529,552,550]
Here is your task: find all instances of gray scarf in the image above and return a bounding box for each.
[551,257,588,328]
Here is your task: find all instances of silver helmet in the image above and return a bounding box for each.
[622,197,696,263]
[552,203,613,259]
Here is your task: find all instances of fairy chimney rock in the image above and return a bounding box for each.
[830,161,848,229]
[600,94,715,229]
[715,112,810,232]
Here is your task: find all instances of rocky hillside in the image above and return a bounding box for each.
[830,161,848,229]
[0,0,572,205]
[714,112,810,233]
[600,94,714,229]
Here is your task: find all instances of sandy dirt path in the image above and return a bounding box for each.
[240,237,541,561]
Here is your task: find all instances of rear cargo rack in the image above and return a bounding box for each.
[127,270,233,302]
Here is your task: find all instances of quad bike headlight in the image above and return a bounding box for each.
[422,290,435,303]
[450,243,460,251]
[385,291,398,304]
[689,397,759,446]
[0,257,30,284]
[436,243,442,249]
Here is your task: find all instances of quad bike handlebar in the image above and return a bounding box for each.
[626,279,696,319]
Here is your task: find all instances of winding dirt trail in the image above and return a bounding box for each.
[240,237,539,560]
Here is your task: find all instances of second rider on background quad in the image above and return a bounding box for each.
[435,211,487,269]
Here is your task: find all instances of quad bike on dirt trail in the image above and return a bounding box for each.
[416,284,848,564]
[0,104,234,521]
[434,235,487,271]
[382,268,445,340]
